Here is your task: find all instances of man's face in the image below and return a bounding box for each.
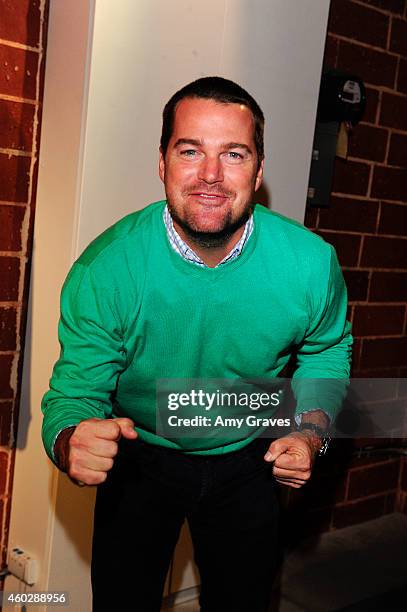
[159,97,263,242]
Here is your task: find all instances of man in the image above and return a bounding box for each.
[42,77,352,611]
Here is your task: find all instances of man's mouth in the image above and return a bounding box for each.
[189,192,229,203]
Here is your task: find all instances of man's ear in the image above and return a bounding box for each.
[159,147,165,183]
[255,159,264,192]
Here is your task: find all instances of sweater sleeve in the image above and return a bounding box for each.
[41,262,127,463]
[292,244,353,423]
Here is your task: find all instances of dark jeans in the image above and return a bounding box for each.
[92,437,280,612]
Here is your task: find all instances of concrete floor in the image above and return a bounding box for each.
[165,513,407,611]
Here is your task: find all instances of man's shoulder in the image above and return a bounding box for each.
[254,204,331,257]
[77,200,165,267]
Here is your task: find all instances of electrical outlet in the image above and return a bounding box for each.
[7,547,39,585]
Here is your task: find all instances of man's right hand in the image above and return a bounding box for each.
[55,418,137,486]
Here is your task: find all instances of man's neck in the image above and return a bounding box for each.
[172,220,246,268]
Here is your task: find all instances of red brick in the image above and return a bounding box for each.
[390,17,407,56]
[371,166,407,201]
[328,0,389,49]
[0,99,34,151]
[398,58,407,94]
[332,158,370,196]
[323,34,338,69]
[0,154,30,202]
[353,305,405,335]
[370,271,407,301]
[348,460,400,499]
[0,307,17,351]
[388,133,407,167]
[318,196,379,233]
[0,257,19,301]
[380,92,407,130]
[361,0,405,14]
[343,270,369,302]
[379,202,407,236]
[332,494,385,528]
[363,88,380,124]
[0,401,12,447]
[0,452,8,496]
[317,231,361,267]
[0,355,13,400]
[337,40,397,88]
[360,235,407,268]
[348,124,388,162]
[360,337,407,368]
[0,205,25,251]
[0,44,38,100]
[0,0,41,48]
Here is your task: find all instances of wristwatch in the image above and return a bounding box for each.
[296,422,331,456]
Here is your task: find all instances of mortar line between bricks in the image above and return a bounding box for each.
[357,234,364,267]
[366,269,373,302]
[328,31,400,57]
[387,13,393,51]
[0,202,27,208]
[350,332,407,339]
[394,54,401,91]
[0,94,36,106]
[376,89,382,126]
[345,155,407,167]
[0,38,40,53]
[319,229,407,239]
[366,163,373,199]
[375,201,382,234]
[0,148,32,158]
[343,265,407,271]
[338,487,400,506]
[0,251,23,257]
[330,192,407,204]
[350,0,404,19]
[360,84,407,97]
[350,301,407,306]
[383,129,392,165]
[349,456,399,473]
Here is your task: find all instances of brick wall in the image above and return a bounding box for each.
[0,0,49,582]
[288,0,407,535]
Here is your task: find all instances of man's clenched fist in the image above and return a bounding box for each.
[55,418,137,486]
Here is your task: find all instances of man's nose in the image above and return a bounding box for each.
[198,156,223,183]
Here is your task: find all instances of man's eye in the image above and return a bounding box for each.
[227,151,243,160]
[180,149,197,157]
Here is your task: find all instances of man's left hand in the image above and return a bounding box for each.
[263,432,320,488]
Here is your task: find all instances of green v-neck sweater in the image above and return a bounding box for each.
[42,201,352,462]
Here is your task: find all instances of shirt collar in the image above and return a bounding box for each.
[163,204,254,267]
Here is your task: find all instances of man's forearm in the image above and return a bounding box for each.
[53,426,76,472]
[299,409,330,430]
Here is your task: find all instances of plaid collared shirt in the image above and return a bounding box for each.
[163,205,254,267]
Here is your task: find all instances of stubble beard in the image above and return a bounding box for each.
[167,196,253,249]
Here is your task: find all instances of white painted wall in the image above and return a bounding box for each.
[6,0,330,609]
